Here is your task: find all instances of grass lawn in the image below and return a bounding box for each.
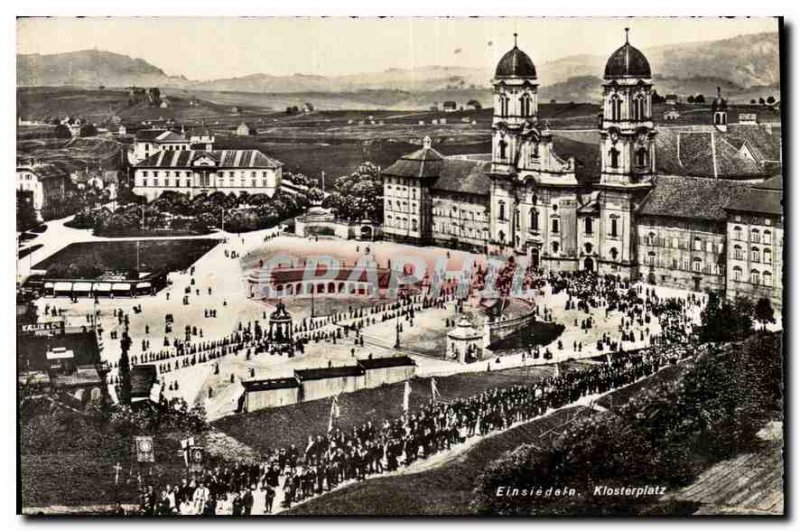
[21,430,189,508]
[33,238,220,278]
[213,364,555,453]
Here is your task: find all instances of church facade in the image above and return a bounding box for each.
[381,33,783,310]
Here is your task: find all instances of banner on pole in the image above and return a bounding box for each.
[134,436,155,463]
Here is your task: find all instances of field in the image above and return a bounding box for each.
[213,364,557,453]
[33,238,220,278]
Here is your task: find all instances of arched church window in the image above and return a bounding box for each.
[530,208,539,231]
[551,241,560,254]
[499,139,508,159]
[498,200,506,221]
[636,148,648,168]
[500,94,509,117]
[610,217,619,238]
[610,247,619,261]
[609,148,620,169]
[610,94,622,121]
[531,142,540,160]
[520,93,531,118]
[584,217,593,234]
[632,94,646,121]
[551,217,560,234]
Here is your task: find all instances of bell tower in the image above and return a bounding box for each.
[597,28,656,279]
[491,33,539,169]
[599,28,656,187]
[488,34,538,247]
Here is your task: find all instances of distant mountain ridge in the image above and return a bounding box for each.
[17,32,779,102]
[17,49,187,88]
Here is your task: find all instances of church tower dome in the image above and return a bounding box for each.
[495,37,537,79]
[604,28,651,80]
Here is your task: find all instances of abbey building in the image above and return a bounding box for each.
[381,32,783,310]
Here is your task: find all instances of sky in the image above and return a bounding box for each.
[17,17,779,81]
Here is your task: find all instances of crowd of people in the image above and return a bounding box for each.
[135,338,695,515]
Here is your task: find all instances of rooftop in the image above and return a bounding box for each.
[638,175,753,222]
[137,149,282,169]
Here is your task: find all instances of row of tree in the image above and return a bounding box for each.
[472,329,782,515]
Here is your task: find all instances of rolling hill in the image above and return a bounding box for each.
[17,49,188,88]
[16,32,780,108]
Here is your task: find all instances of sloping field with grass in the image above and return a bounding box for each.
[213,364,555,453]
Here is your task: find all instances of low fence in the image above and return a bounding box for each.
[239,355,416,414]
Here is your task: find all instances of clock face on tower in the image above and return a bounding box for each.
[610,130,619,143]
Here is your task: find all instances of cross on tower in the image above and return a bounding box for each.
[625,27,630,44]
[514,32,518,47]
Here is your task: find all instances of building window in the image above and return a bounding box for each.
[609,148,620,169]
[610,94,622,121]
[751,247,760,263]
[750,269,760,285]
[498,94,510,117]
[635,148,648,168]
[498,201,506,221]
[584,217,593,234]
[648,232,656,246]
[610,247,619,261]
[551,241,559,254]
[632,94,646,121]
[733,226,743,240]
[733,245,743,260]
[412,219,418,232]
[692,257,702,272]
[529,209,539,231]
[763,271,773,286]
[693,237,702,251]
[764,248,772,265]
[585,243,594,254]
[551,218,560,234]
[647,251,655,266]
[610,217,618,238]
[498,139,508,159]
[763,230,772,245]
[751,228,760,243]
[520,93,532,118]
[733,266,742,281]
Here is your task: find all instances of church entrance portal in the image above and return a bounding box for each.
[583,257,594,272]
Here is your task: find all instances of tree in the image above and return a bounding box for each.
[758,97,766,105]
[694,94,705,104]
[699,293,754,343]
[54,123,72,139]
[118,331,133,404]
[651,90,665,104]
[766,96,776,105]
[17,191,38,231]
[79,123,98,137]
[750,99,757,104]
[687,95,695,104]
[754,298,776,329]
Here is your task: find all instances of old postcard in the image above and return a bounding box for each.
[16,16,784,517]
